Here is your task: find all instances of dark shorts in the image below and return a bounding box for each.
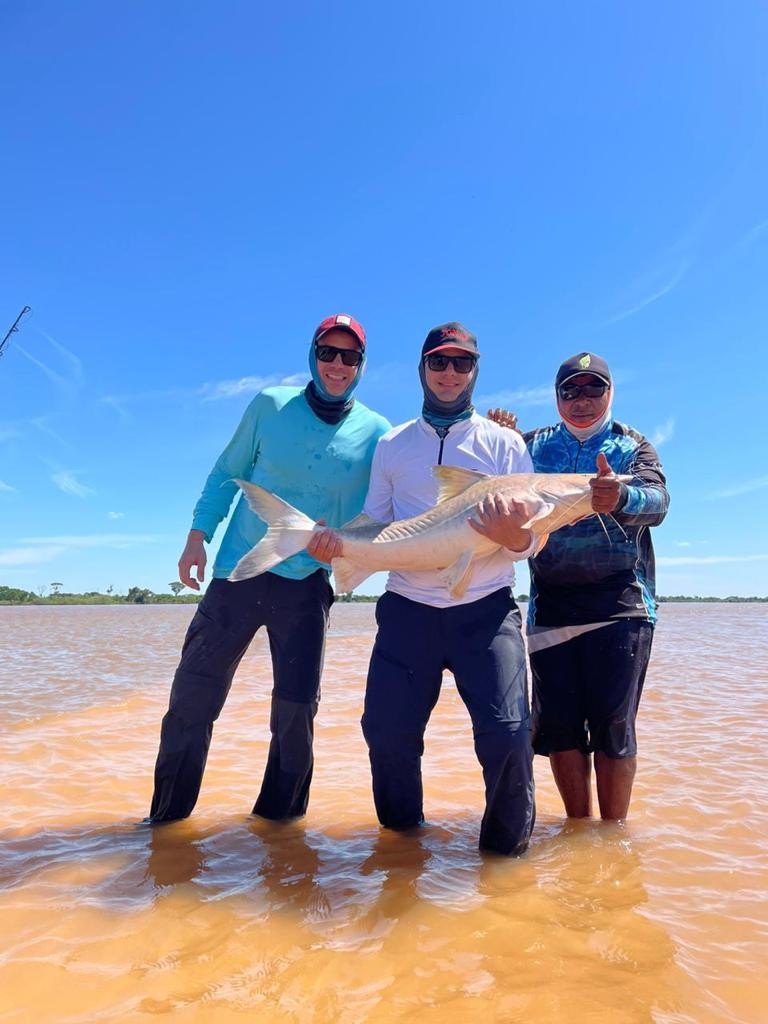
[530,619,653,759]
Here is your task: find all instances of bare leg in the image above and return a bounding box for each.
[595,752,636,820]
[549,750,592,817]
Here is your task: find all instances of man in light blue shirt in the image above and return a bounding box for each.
[147,314,390,824]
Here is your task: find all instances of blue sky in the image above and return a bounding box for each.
[1,1,767,598]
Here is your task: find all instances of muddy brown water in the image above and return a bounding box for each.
[1,602,766,1023]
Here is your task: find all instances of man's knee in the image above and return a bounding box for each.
[474,720,531,767]
[592,714,639,759]
[361,713,425,760]
[168,669,232,726]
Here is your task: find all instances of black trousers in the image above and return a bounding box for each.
[148,570,333,823]
[361,588,535,856]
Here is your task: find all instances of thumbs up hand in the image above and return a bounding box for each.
[589,453,627,513]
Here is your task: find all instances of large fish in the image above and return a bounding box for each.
[229,466,629,598]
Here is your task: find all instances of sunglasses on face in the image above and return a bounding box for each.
[424,353,477,374]
[315,344,363,367]
[557,381,610,401]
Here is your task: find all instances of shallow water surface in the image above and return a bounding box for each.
[1,602,766,1022]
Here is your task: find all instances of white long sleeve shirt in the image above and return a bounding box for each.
[362,413,535,608]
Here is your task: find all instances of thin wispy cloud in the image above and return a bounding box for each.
[0,479,16,493]
[20,533,162,548]
[99,386,191,421]
[15,328,83,393]
[651,418,675,447]
[100,395,132,421]
[51,470,96,498]
[0,533,162,568]
[14,344,69,388]
[475,385,553,410]
[0,426,21,442]
[31,416,71,448]
[100,372,309,417]
[35,327,84,383]
[607,259,689,324]
[709,475,768,500]
[0,545,67,566]
[675,541,692,548]
[108,511,125,520]
[738,216,768,247]
[200,372,309,401]
[657,554,768,567]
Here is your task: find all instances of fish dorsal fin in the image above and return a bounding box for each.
[433,465,490,504]
[340,511,385,531]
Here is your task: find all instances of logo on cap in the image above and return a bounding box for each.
[441,327,469,342]
[579,355,591,369]
[335,315,351,327]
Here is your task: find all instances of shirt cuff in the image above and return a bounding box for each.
[502,531,538,561]
[190,514,217,544]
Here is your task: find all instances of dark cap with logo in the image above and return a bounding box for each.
[556,352,612,387]
[421,322,479,358]
[313,313,366,350]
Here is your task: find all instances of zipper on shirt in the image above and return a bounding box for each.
[571,439,584,471]
[433,425,450,465]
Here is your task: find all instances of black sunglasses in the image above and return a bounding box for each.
[315,344,363,367]
[424,353,477,374]
[557,381,609,401]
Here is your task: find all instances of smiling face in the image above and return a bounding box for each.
[557,372,612,427]
[423,346,476,403]
[315,329,362,397]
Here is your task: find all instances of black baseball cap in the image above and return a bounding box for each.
[421,322,479,358]
[555,352,612,387]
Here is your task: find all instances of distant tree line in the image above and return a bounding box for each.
[2,584,767,606]
[0,584,202,605]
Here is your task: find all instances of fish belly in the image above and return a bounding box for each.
[342,522,497,573]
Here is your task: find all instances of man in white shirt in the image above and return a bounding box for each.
[309,323,536,855]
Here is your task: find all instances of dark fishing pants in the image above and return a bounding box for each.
[148,570,333,823]
[361,588,535,856]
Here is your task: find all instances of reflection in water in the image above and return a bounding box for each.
[1,603,767,1022]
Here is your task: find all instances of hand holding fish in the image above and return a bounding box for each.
[179,529,207,591]
[590,453,628,513]
[468,493,533,553]
[307,525,344,563]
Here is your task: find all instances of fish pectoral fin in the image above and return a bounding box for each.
[531,532,549,556]
[433,465,490,504]
[331,556,373,595]
[521,500,556,529]
[441,550,475,600]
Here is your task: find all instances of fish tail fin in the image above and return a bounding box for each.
[229,479,317,581]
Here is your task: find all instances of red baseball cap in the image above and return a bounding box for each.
[313,313,366,350]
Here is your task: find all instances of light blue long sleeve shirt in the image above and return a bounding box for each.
[191,386,391,580]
